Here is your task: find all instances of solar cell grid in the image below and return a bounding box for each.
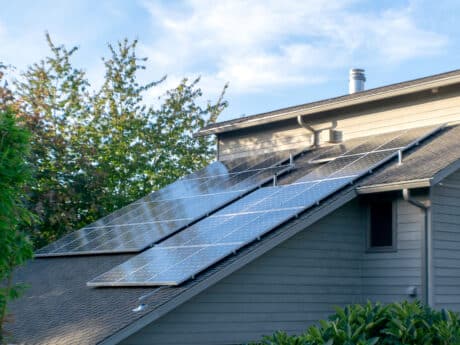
[156,214,246,248]
[331,150,398,178]
[306,138,368,162]
[342,131,403,155]
[378,126,435,150]
[87,125,442,286]
[218,209,300,244]
[136,151,294,203]
[88,244,241,286]
[297,155,363,182]
[36,149,297,257]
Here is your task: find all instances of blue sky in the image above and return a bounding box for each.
[1,0,459,121]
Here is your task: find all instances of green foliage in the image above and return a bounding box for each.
[256,331,308,345]
[16,33,91,246]
[0,106,34,344]
[253,301,460,345]
[14,34,227,247]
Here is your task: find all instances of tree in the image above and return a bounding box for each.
[0,106,34,344]
[15,35,227,248]
[15,33,91,247]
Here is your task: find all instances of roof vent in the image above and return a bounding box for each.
[349,68,366,94]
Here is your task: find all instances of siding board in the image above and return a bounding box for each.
[361,199,423,303]
[218,91,460,159]
[432,169,460,311]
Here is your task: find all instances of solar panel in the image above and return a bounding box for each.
[36,149,299,257]
[88,125,443,287]
[88,244,242,286]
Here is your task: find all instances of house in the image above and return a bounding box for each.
[8,69,460,345]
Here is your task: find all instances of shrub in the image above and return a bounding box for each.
[253,301,460,345]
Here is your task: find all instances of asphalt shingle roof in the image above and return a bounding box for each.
[7,124,460,345]
[7,255,148,345]
[359,124,460,187]
[8,186,357,345]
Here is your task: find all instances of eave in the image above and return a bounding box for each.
[356,179,431,194]
[196,69,460,137]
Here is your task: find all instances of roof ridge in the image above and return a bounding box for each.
[198,68,460,136]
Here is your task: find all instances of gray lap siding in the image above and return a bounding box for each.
[120,196,427,345]
[120,200,365,345]
[362,199,424,303]
[432,170,460,311]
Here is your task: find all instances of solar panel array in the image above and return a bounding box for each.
[35,150,299,257]
[88,125,442,287]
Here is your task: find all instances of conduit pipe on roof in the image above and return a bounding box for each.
[402,188,432,306]
[297,115,320,148]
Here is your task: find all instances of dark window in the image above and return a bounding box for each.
[369,201,394,248]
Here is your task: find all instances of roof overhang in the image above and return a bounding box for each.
[356,178,431,194]
[357,156,460,194]
[197,69,460,137]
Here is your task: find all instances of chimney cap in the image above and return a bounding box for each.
[349,68,366,81]
[349,68,366,93]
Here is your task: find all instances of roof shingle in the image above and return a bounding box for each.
[8,125,460,345]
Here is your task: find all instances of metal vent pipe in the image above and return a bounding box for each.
[349,68,366,94]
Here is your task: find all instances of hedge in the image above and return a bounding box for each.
[253,301,460,345]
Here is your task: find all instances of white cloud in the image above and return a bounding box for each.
[0,21,45,83]
[0,0,450,119]
[140,0,447,96]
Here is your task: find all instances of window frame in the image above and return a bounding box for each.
[366,199,397,253]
